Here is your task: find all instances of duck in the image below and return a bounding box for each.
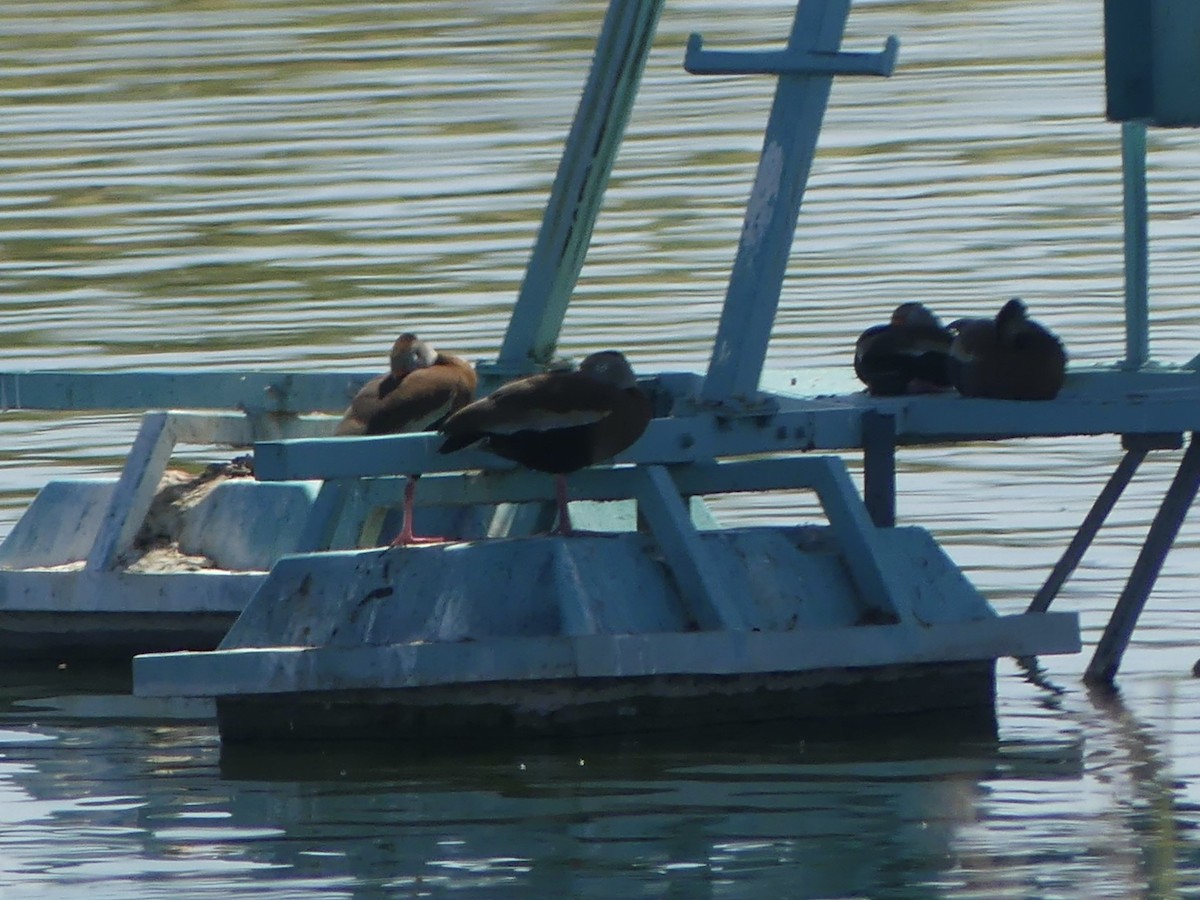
[948,298,1066,400]
[853,302,954,396]
[437,350,652,536]
[337,333,477,545]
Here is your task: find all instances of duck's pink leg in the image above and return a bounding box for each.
[389,476,447,546]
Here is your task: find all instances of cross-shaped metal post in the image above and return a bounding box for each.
[691,0,897,405]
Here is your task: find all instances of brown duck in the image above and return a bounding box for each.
[948,298,1066,400]
[438,350,652,536]
[854,302,954,396]
[337,333,476,545]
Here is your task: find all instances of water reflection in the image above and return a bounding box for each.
[0,667,1081,900]
[0,664,1198,896]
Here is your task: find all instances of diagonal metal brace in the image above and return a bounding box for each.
[635,464,753,631]
[1085,433,1200,685]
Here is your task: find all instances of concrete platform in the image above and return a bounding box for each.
[133,527,1080,742]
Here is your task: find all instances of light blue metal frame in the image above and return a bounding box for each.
[488,0,665,378]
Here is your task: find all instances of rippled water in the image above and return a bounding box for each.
[2,0,1200,895]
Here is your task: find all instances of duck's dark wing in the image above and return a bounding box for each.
[440,379,651,474]
[439,371,618,449]
[587,386,652,462]
[856,324,953,395]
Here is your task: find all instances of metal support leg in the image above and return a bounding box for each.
[86,412,176,570]
[295,480,351,553]
[862,410,896,527]
[1085,434,1200,685]
[1027,447,1146,614]
[807,456,908,625]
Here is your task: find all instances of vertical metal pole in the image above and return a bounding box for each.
[493,0,665,375]
[1120,121,1150,370]
[1027,448,1146,614]
[861,411,896,527]
[1085,434,1200,684]
[700,0,851,403]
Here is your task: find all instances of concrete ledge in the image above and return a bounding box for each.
[0,569,264,615]
[133,611,1079,698]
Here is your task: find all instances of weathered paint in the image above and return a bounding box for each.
[251,366,1200,484]
[0,410,326,657]
[201,525,988,651]
[86,412,177,571]
[0,477,317,573]
[135,614,1077,700]
[0,569,260,615]
[0,480,115,569]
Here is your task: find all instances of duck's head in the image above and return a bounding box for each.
[390,333,438,377]
[891,302,943,329]
[994,297,1030,340]
[579,350,637,389]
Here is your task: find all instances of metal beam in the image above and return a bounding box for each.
[491,0,665,375]
[635,465,751,630]
[85,413,176,571]
[0,371,368,414]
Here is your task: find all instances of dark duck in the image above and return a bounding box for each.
[437,350,652,536]
[337,333,477,545]
[948,298,1067,400]
[854,301,954,396]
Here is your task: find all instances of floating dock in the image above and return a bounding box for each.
[3,0,1199,742]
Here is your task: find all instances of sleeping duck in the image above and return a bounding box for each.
[854,302,954,396]
[948,298,1066,400]
[337,333,477,545]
